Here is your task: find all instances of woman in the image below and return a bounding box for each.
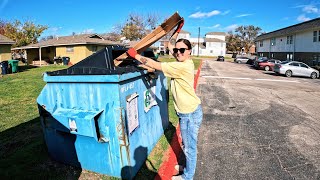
[126,22,203,180]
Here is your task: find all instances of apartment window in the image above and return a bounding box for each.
[313,31,317,42]
[287,35,293,44]
[259,41,263,47]
[287,54,293,60]
[66,46,74,53]
[271,38,276,46]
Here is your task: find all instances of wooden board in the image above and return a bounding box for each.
[114,12,183,66]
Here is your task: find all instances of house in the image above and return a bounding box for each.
[0,34,15,62]
[255,18,320,66]
[192,32,226,57]
[157,30,226,57]
[12,34,119,65]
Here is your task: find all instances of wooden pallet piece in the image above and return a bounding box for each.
[114,12,183,66]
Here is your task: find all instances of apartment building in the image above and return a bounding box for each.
[255,18,320,66]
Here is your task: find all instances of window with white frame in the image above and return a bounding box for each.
[259,41,263,47]
[66,46,74,53]
[271,38,276,46]
[313,31,317,42]
[287,35,293,44]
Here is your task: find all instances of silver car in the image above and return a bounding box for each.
[273,61,319,79]
[234,56,250,64]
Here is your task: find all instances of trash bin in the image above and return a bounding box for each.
[62,56,70,65]
[0,61,9,75]
[37,45,169,179]
[8,60,19,73]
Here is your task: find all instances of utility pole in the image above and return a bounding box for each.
[197,27,200,57]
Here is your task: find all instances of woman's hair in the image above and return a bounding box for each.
[176,38,192,50]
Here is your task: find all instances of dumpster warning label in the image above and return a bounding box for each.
[126,93,139,134]
[144,86,157,113]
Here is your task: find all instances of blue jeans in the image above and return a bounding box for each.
[177,104,203,180]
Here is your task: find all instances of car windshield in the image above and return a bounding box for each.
[280,61,289,64]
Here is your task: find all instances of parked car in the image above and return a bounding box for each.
[253,57,268,68]
[234,56,250,64]
[217,56,224,61]
[273,61,319,79]
[256,59,281,71]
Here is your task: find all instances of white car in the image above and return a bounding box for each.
[273,61,319,79]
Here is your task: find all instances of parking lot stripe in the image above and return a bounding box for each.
[255,78,300,83]
[202,76,300,83]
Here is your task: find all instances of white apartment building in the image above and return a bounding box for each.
[158,30,226,57]
[255,18,320,66]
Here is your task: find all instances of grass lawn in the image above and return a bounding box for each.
[0,57,201,179]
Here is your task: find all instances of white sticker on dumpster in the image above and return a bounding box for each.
[69,119,77,132]
[126,93,139,134]
[144,86,157,112]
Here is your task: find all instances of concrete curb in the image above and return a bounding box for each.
[155,60,203,180]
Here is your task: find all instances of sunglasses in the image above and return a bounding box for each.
[173,48,189,54]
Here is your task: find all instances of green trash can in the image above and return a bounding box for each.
[8,60,19,73]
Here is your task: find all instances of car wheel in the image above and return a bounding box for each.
[311,72,317,79]
[264,66,270,71]
[285,70,292,77]
[237,61,241,64]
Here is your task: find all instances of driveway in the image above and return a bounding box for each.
[195,60,320,179]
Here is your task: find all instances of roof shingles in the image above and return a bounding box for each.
[256,18,320,41]
[0,34,15,44]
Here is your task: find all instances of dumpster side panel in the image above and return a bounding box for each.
[118,72,169,178]
[37,82,126,177]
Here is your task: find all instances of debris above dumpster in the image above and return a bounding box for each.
[114,12,183,66]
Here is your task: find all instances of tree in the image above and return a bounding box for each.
[226,31,242,53]
[115,13,160,41]
[0,19,48,47]
[234,25,262,53]
[101,32,122,41]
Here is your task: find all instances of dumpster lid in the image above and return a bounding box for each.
[47,45,156,76]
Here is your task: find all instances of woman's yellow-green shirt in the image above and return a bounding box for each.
[161,59,201,113]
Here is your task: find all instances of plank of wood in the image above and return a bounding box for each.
[114,12,183,66]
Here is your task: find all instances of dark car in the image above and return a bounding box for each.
[217,56,224,61]
[253,57,269,68]
[256,59,281,71]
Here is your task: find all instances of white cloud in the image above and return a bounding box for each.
[302,5,318,13]
[225,24,238,32]
[221,10,230,15]
[213,24,220,28]
[235,14,253,18]
[82,29,95,34]
[207,24,221,29]
[189,10,221,18]
[297,14,311,22]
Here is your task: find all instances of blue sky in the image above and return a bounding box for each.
[0,0,320,38]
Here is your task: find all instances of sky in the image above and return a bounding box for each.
[0,0,320,39]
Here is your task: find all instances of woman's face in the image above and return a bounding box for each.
[174,41,190,62]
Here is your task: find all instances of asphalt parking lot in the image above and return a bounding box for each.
[194,60,320,179]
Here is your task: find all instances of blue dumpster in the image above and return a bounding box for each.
[37,45,169,179]
[0,61,9,75]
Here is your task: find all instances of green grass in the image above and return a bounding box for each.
[0,58,201,179]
